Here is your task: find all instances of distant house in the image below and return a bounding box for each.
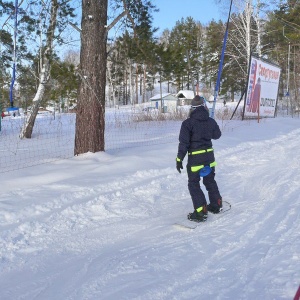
[176,90,195,106]
[150,93,178,112]
[176,90,214,106]
[37,107,53,114]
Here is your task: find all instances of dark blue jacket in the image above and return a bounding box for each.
[177,106,221,167]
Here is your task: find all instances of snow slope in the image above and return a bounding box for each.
[0,116,300,300]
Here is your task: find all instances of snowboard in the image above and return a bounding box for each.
[174,201,231,230]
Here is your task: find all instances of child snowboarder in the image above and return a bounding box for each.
[176,95,222,222]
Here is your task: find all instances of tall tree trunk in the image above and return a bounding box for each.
[106,63,113,107]
[135,65,138,104]
[128,61,133,105]
[245,0,252,64]
[142,64,146,103]
[255,0,262,57]
[125,68,128,105]
[19,0,58,139]
[74,0,108,155]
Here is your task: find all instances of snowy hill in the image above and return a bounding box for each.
[0,115,300,299]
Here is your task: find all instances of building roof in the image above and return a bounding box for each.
[176,90,195,99]
[150,93,178,101]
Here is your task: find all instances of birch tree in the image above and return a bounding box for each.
[18,0,75,138]
[262,1,300,114]
[19,0,58,138]
[218,0,263,99]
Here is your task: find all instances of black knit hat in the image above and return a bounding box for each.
[191,95,205,107]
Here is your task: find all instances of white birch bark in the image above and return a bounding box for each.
[128,61,133,106]
[19,0,58,139]
[106,61,113,107]
[255,0,262,57]
[245,0,252,64]
[142,64,146,103]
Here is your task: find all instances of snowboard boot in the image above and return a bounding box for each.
[207,198,223,214]
[188,205,207,222]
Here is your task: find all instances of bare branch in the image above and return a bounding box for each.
[68,21,81,33]
[106,10,127,33]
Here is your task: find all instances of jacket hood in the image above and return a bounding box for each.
[189,106,209,121]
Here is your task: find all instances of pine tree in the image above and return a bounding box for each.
[168,17,203,92]
[201,20,224,94]
[262,1,300,113]
[74,0,157,155]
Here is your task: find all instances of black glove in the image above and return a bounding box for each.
[176,158,183,173]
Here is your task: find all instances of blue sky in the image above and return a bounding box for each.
[151,0,230,35]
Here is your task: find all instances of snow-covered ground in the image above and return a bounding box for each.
[0,110,300,299]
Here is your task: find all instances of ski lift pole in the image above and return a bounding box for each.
[210,0,233,119]
[9,0,18,108]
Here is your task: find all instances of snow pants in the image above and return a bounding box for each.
[187,167,221,210]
